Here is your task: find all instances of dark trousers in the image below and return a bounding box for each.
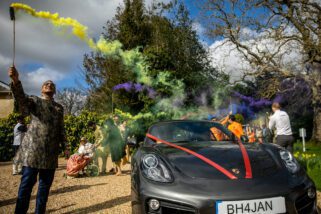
[15,167,55,214]
[276,135,294,153]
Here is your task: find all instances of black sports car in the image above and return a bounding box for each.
[131,120,318,214]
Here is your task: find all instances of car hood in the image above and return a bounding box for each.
[153,141,282,180]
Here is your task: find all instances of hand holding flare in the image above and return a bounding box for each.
[8,66,19,85]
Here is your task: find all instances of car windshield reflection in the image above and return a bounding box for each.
[148,121,232,143]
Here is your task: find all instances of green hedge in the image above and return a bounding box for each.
[294,142,321,190]
[0,111,105,161]
[0,109,168,161]
[0,113,23,161]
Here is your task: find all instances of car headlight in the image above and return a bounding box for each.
[141,154,173,183]
[279,150,299,173]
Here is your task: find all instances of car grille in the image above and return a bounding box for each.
[147,200,197,214]
[295,192,315,214]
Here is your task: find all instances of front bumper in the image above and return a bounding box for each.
[132,175,318,214]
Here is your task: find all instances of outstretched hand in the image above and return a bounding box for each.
[8,66,19,84]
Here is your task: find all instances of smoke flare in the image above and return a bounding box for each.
[113,82,157,98]
[11,3,96,49]
[11,3,154,86]
[11,3,187,119]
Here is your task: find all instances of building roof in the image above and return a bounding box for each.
[0,81,11,93]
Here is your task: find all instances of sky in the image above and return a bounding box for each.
[0,0,309,96]
[0,0,168,95]
[0,0,234,96]
[0,0,214,96]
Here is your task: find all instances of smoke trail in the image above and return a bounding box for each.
[11,3,186,119]
[95,37,153,85]
[11,3,157,86]
[232,92,272,108]
[11,3,96,49]
[113,82,157,98]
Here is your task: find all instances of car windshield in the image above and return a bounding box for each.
[147,121,232,143]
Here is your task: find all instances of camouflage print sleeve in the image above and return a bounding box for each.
[10,81,36,116]
[58,104,66,151]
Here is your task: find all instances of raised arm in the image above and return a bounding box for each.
[220,111,232,125]
[8,66,34,115]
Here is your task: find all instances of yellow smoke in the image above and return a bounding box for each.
[10,3,153,85]
[11,3,95,49]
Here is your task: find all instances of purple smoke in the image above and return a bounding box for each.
[233,92,273,108]
[272,94,283,103]
[208,102,257,120]
[113,82,157,98]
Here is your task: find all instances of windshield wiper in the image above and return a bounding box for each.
[171,140,190,143]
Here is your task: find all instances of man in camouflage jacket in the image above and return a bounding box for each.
[8,66,65,214]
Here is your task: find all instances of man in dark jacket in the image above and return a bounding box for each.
[8,66,65,214]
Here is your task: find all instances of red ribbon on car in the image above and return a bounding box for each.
[146,133,252,180]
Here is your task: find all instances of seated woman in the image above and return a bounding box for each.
[66,137,94,177]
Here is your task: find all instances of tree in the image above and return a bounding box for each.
[84,0,226,113]
[201,0,321,142]
[55,88,87,115]
[83,52,149,114]
[104,0,151,50]
[111,0,224,86]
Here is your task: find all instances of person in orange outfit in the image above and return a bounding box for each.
[210,127,225,141]
[247,127,256,143]
[221,114,244,139]
[210,117,226,141]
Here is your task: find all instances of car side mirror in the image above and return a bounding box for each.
[240,135,249,143]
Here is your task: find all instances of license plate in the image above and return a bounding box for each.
[216,196,286,214]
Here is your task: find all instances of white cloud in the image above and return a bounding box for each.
[0,54,11,67]
[209,27,304,82]
[0,0,168,94]
[192,22,205,36]
[209,40,251,81]
[20,67,64,95]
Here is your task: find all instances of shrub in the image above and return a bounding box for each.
[64,110,108,153]
[0,111,105,161]
[0,109,170,161]
[0,113,24,161]
[294,151,321,190]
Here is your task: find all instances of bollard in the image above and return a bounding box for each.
[299,128,306,152]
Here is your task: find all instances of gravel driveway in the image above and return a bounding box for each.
[0,158,131,213]
[0,158,320,213]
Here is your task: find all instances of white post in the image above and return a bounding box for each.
[302,135,306,152]
[299,128,306,152]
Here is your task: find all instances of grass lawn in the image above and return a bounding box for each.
[294,141,321,191]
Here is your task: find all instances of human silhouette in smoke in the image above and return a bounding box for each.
[88,121,109,175]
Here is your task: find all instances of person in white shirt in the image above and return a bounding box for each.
[78,137,94,158]
[269,102,294,153]
[12,116,27,175]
